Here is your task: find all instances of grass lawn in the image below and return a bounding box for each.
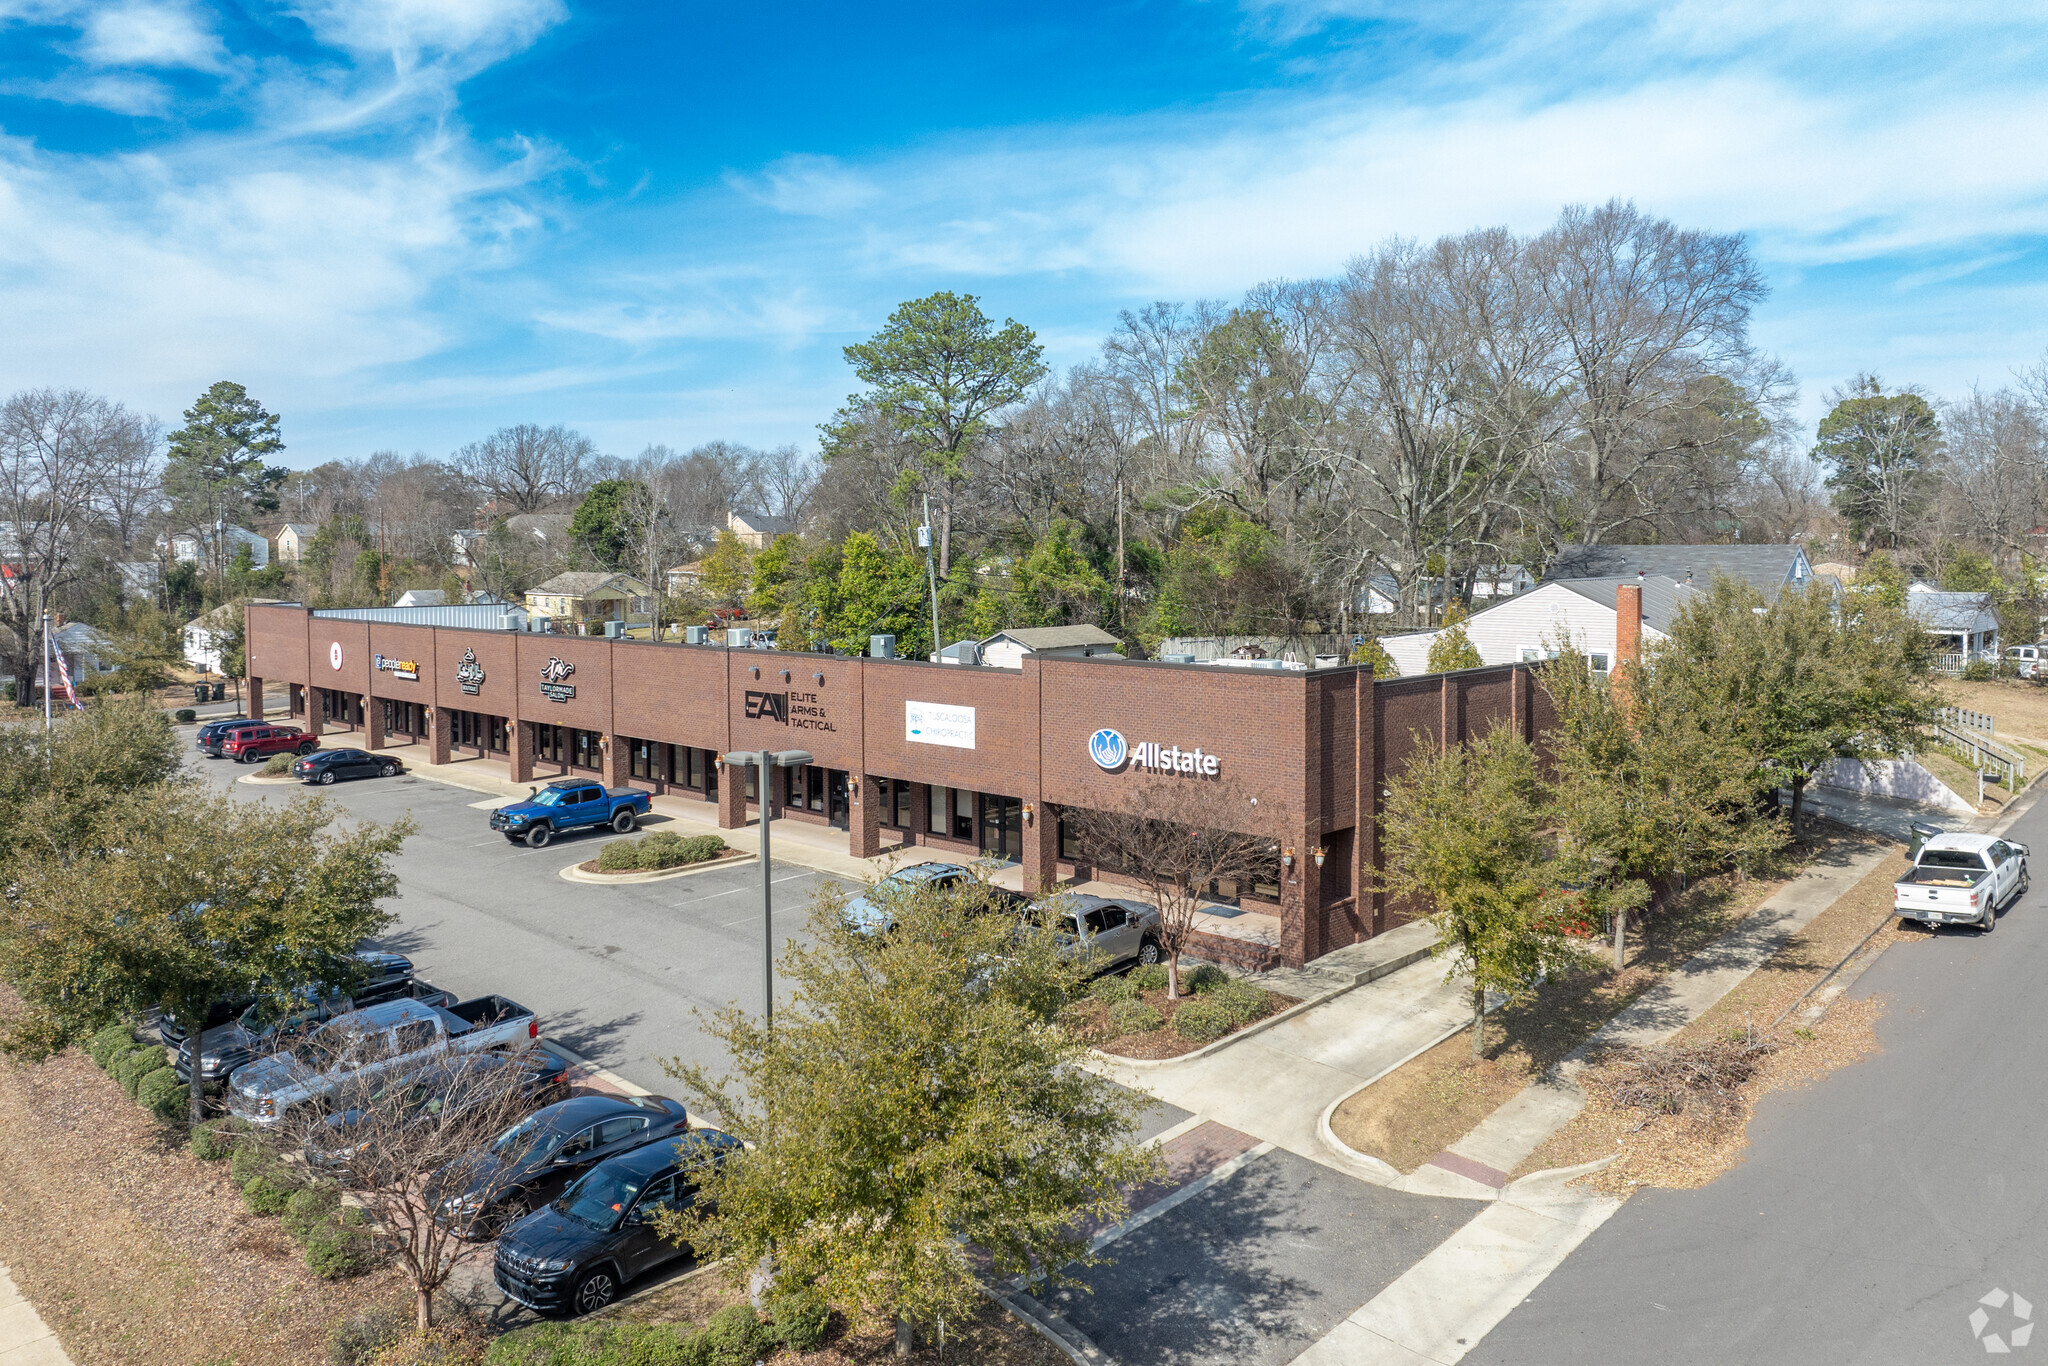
[1328,826,1884,1175]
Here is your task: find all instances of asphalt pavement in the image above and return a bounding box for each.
[1470,796,2048,1366]
[189,745,842,1093]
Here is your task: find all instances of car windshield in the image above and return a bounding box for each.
[238,996,314,1033]
[532,789,565,807]
[1921,850,1986,869]
[489,1113,560,1163]
[555,1164,647,1232]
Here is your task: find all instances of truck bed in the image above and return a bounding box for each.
[437,995,533,1033]
[1898,866,1987,889]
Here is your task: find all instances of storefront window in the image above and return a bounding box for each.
[1058,816,1080,861]
[629,739,652,780]
[928,785,949,836]
[686,747,705,789]
[892,778,911,828]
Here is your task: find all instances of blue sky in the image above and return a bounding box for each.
[4,0,2048,468]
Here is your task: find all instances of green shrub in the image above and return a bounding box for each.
[1108,998,1164,1035]
[703,1304,771,1366]
[138,1069,190,1123]
[285,1182,343,1244]
[1170,995,1234,1043]
[769,1285,832,1351]
[597,838,642,871]
[86,1024,137,1068]
[483,1322,704,1366]
[191,1117,250,1161]
[1212,980,1274,1027]
[599,831,727,873]
[229,1138,277,1186]
[1964,657,1996,682]
[1184,963,1229,994]
[326,1303,416,1366]
[174,707,197,723]
[1089,973,1139,1003]
[115,1046,169,1098]
[244,1170,299,1215]
[263,752,296,775]
[304,1216,374,1279]
[1127,962,1169,992]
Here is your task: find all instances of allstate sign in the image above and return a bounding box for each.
[1088,728,1129,771]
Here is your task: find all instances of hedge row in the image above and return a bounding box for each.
[1085,963,1275,1042]
[224,1140,375,1278]
[597,831,728,873]
[86,1023,188,1124]
[485,1291,830,1366]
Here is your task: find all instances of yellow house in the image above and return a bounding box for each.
[524,572,655,633]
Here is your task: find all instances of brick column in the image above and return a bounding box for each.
[906,781,931,848]
[428,706,452,766]
[715,759,746,829]
[247,676,264,718]
[850,774,882,859]
[304,688,323,738]
[1277,837,1322,968]
[1614,582,1643,720]
[1021,799,1059,894]
[603,734,630,787]
[510,720,535,783]
[364,697,386,751]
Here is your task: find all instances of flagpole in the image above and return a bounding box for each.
[40,609,51,733]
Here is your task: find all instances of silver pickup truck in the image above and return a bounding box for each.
[227,994,538,1127]
[1894,832,2030,933]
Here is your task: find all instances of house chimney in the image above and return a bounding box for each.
[1616,583,1642,668]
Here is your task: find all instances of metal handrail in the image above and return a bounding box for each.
[1937,705,1996,734]
[1930,720,2025,788]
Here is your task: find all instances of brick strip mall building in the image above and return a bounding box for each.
[246,603,1560,969]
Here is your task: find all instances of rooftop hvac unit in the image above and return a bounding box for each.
[870,633,896,659]
[1162,653,1195,664]
[725,627,753,649]
[684,625,708,645]
[604,620,625,639]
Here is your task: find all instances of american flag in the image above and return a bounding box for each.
[51,644,83,710]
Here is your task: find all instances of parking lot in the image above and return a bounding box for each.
[190,746,843,1092]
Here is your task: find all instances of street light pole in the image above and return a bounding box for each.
[724,748,814,1030]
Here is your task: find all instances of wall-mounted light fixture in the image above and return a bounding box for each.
[1312,846,1327,868]
[1023,801,1036,823]
[813,672,825,685]
[749,666,760,679]
[781,669,791,682]
[849,776,861,801]
[1281,847,1295,870]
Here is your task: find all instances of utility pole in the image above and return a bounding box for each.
[921,494,941,661]
[1116,478,1126,634]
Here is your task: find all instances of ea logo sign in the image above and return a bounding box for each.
[1088,728,1128,771]
[328,642,343,671]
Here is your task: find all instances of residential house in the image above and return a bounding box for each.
[978,624,1123,670]
[1543,542,1816,599]
[524,572,655,633]
[1905,586,2001,665]
[450,529,486,566]
[182,599,288,672]
[666,562,704,594]
[504,513,575,550]
[53,622,116,681]
[164,524,270,570]
[1466,564,1536,599]
[1379,577,1698,676]
[276,523,319,563]
[393,589,447,608]
[117,562,159,600]
[727,508,794,549]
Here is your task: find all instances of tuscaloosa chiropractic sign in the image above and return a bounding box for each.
[1088,728,1221,777]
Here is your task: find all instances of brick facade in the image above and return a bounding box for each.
[246,604,1548,968]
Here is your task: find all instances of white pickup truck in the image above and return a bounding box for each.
[1893,832,2030,933]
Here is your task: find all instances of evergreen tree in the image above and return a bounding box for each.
[163,382,286,583]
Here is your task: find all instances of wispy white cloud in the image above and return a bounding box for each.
[78,2,224,70]
[284,0,567,62]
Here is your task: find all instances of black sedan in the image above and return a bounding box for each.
[435,1093,691,1239]
[494,1128,741,1316]
[292,748,403,784]
[307,1049,570,1177]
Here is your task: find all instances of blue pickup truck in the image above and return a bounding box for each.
[491,780,652,848]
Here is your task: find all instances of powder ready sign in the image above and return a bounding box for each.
[906,701,975,750]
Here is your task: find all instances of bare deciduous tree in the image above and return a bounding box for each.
[1066,781,1273,999]
[455,424,596,514]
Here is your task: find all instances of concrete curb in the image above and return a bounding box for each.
[1314,1004,1508,1192]
[557,851,756,885]
[1092,939,1438,1071]
[982,1283,1114,1365]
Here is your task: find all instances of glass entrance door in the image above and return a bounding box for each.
[828,772,848,829]
[980,795,1022,861]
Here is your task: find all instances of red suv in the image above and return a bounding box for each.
[221,724,317,764]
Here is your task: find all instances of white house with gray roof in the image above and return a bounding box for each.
[1543,543,1816,599]
[978,624,1123,669]
[1379,576,1702,677]
[1905,585,2001,664]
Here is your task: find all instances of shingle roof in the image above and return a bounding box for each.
[981,625,1122,651]
[1549,576,1702,633]
[531,572,644,596]
[1544,544,1806,597]
[1906,590,2000,632]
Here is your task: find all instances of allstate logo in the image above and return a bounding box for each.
[1089,728,1128,771]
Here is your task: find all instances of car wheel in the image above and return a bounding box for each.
[298,744,316,755]
[1137,937,1161,965]
[1983,904,1997,933]
[611,809,637,833]
[318,769,336,785]
[570,1267,617,1316]
[496,1195,530,1233]
[526,825,553,849]
[380,763,398,778]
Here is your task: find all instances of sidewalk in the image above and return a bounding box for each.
[1089,921,1473,1172]
[0,1264,71,1366]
